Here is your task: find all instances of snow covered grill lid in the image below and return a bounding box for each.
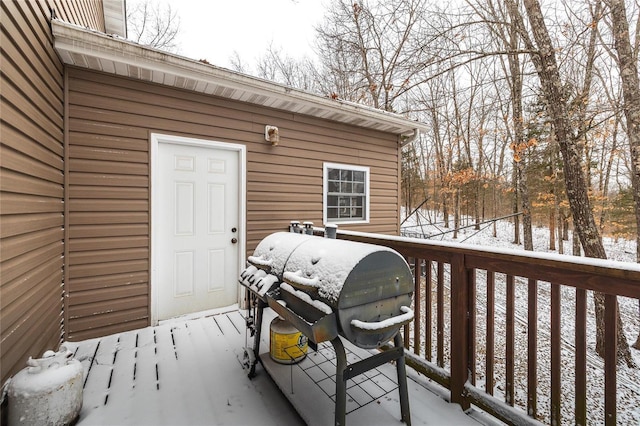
[282,235,414,348]
[247,232,315,276]
[276,236,411,307]
[251,232,414,349]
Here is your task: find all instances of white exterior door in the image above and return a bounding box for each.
[154,139,241,321]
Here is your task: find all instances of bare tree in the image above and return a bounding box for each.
[507,0,633,365]
[253,45,321,92]
[127,0,181,52]
[602,0,640,348]
[315,0,433,112]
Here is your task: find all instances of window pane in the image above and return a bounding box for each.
[340,182,352,193]
[325,165,368,222]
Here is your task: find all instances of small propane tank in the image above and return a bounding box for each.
[8,346,83,426]
[270,317,308,364]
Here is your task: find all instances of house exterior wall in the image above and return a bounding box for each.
[1,1,107,384]
[65,67,402,340]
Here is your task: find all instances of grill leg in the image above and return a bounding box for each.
[248,299,266,378]
[394,333,411,426]
[331,337,347,426]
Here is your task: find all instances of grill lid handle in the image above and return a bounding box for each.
[350,306,414,335]
[247,255,272,271]
[283,270,319,291]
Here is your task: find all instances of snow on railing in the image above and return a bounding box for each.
[335,229,640,426]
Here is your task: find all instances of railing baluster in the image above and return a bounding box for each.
[551,282,561,425]
[604,294,617,425]
[506,274,515,406]
[575,288,587,425]
[468,268,476,386]
[414,258,422,356]
[437,261,444,368]
[527,278,537,418]
[486,270,495,396]
[425,259,432,362]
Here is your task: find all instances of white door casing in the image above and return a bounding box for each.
[151,134,246,323]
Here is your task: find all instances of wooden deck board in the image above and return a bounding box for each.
[104,331,137,416]
[77,334,118,414]
[133,327,157,392]
[68,309,484,426]
[69,338,99,384]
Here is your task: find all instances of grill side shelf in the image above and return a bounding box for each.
[266,288,339,345]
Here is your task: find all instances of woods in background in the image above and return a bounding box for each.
[235,0,638,249]
[226,0,640,364]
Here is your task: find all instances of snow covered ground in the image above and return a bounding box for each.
[401,210,640,425]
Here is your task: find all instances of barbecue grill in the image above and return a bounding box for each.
[240,228,414,426]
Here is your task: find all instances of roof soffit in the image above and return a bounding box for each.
[52,19,427,136]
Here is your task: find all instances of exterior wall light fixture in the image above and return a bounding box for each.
[265,125,279,146]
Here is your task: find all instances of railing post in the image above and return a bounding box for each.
[450,253,469,410]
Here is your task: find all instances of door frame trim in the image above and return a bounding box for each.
[150,133,246,325]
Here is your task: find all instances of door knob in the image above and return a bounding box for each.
[231,238,238,244]
[232,227,237,233]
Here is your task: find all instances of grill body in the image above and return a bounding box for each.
[241,230,413,426]
[249,232,413,348]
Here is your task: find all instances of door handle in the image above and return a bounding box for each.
[231,238,238,244]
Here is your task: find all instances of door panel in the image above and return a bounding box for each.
[156,142,239,320]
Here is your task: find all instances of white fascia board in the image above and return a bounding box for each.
[52,19,428,136]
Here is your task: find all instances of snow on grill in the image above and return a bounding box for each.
[241,231,414,349]
[239,227,414,426]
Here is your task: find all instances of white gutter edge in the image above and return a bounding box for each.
[51,19,430,136]
[399,129,420,146]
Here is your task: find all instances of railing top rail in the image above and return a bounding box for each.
[337,230,640,299]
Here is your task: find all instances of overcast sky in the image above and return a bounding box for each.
[164,0,326,68]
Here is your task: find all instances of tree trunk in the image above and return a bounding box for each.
[634,299,640,350]
[549,209,556,251]
[475,182,481,230]
[521,0,633,366]
[519,163,533,251]
[513,161,520,245]
[557,211,564,254]
[453,190,460,239]
[443,190,449,228]
[606,0,640,356]
[562,214,569,240]
[572,228,581,256]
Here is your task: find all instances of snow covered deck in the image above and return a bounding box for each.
[65,307,485,425]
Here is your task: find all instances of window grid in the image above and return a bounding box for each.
[326,167,366,221]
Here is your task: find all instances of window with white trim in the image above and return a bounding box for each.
[323,163,370,224]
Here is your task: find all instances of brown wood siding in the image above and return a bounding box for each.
[0,0,108,384]
[65,67,402,339]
